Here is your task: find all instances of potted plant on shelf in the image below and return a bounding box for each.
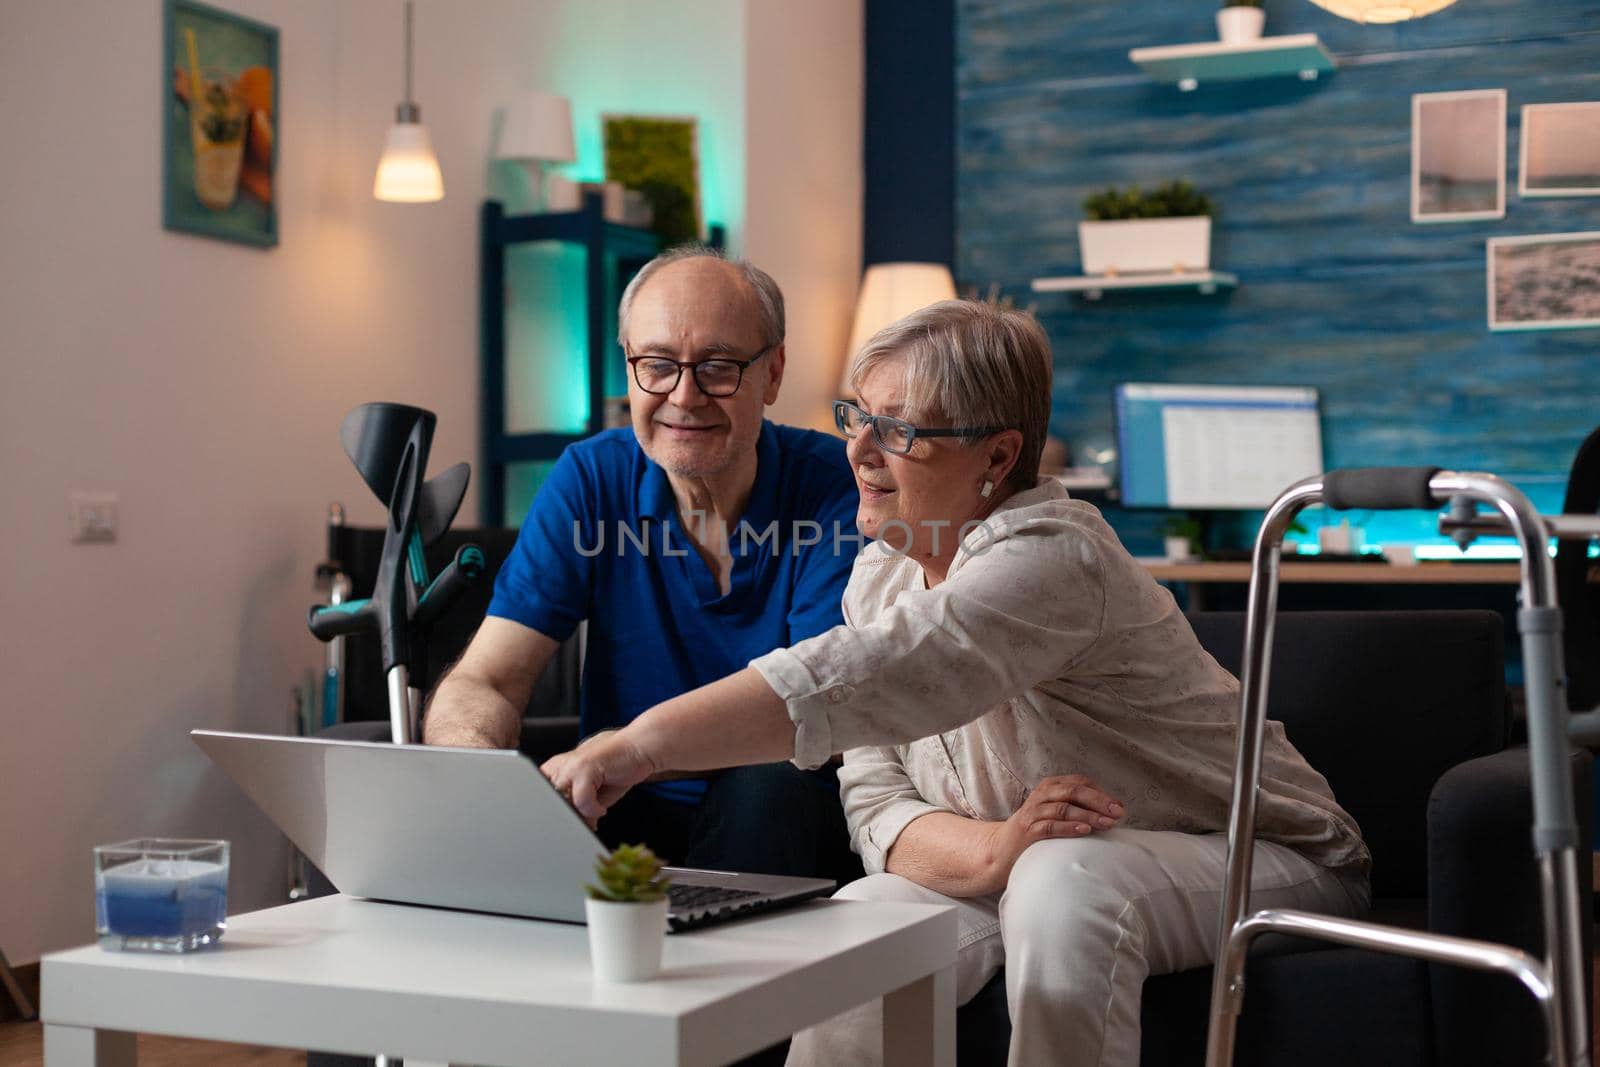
[586,843,672,982]
[1161,516,1204,561]
[1217,0,1266,44]
[1079,181,1215,277]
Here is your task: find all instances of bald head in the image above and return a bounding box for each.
[618,248,785,351]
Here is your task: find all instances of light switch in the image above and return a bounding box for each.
[69,491,118,543]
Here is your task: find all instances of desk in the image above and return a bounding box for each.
[41,894,957,1067]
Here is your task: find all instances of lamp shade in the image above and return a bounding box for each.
[842,263,959,394]
[374,122,444,202]
[1306,0,1456,22]
[496,92,576,163]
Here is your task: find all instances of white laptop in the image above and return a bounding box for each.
[192,730,834,931]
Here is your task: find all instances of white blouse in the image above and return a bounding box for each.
[750,480,1369,876]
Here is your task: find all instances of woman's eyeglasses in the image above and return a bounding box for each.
[832,400,1005,456]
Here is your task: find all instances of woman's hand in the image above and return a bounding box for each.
[983,774,1124,888]
[540,730,658,823]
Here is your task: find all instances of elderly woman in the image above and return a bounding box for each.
[548,300,1369,1066]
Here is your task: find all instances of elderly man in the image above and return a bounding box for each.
[424,248,863,883]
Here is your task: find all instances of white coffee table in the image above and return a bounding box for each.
[41,894,957,1066]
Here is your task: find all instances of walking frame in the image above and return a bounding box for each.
[1206,467,1600,1067]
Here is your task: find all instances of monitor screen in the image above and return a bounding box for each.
[1114,383,1324,509]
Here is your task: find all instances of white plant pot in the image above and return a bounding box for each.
[1216,6,1265,44]
[1078,216,1211,276]
[586,897,668,982]
[1165,536,1194,562]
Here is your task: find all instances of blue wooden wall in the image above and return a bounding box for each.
[957,0,1600,544]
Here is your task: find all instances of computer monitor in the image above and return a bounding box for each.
[1114,382,1324,509]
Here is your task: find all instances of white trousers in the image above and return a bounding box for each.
[786,828,1369,1067]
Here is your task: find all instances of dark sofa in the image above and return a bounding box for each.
[957,609,1592,1067]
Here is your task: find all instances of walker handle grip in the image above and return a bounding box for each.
[1322,467,1442,511]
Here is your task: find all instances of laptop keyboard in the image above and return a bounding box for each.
[666,884,766,930]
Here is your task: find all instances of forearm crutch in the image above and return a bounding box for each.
[306,403,483,744]
[1205,467,1600,1067]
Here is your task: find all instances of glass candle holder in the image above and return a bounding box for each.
[94,838,229,952]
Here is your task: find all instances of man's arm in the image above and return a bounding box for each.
[423,617,560,749]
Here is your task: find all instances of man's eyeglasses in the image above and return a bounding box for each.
[833,400,1005,456]
[626,344,776,398]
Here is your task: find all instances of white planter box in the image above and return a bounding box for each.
[1078,216,1212,276]
[1216,6,1266,44]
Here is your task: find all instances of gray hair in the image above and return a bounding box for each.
[847,300,1053,494]
[617,246,786,349]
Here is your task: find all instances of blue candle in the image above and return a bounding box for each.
[94,839,229,951]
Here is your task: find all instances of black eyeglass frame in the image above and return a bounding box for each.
[625,344,777,397]
[832,399,1007,456]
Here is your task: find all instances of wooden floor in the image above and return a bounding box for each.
[0,1026,303,1066]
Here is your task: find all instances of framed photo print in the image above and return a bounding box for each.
[163,0,278,247]
[1487,232,1600,332]
[1519,102,1600,198]
[1412,89,1506,224]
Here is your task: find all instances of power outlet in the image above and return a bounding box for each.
[69,491,118,543]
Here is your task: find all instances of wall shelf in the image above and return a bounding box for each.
[480,194,661,527]
[1031,270,1237,300]
[480,194,724,525]
[1130,34,1335,91]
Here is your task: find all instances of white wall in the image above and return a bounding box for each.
[0,0,492,965]
[0,0,861,964]
[746,0,864,431]
[502,0,748,443]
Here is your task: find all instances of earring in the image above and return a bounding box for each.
[980,480,994,499]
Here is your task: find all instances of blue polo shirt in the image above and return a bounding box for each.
[487,421,862,804]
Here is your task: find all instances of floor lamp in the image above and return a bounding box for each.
[0,943,35,1020]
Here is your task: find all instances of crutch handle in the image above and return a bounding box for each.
[307,598,372,641]
[1323,467,1442,511]
[415,544,485,627]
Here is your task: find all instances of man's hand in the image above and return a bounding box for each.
[982,774,1124,889]
[540,730,659,822]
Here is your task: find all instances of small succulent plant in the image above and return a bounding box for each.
[1222,0,1264,8]
[1083,181,1215,221]
[586,843,671,903]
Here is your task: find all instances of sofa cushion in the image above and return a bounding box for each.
[1187,610,1508,900]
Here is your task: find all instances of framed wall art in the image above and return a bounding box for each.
[1519,102,1600,198]
[1487,231,1600,331]
[602,114,701,246]
[1412,89,1505,224]
[163,0,278,247]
